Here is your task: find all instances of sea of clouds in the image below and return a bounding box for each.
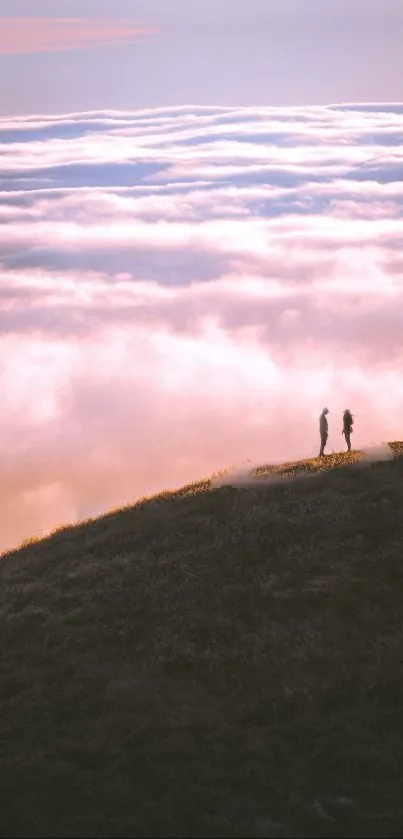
[1,102,403,552]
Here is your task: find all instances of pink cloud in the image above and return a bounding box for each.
[0,18,157,56]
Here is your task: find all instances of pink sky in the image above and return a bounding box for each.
[0,103,403,553]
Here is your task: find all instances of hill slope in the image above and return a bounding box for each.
[1,446,403,838]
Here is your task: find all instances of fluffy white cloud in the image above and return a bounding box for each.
[0,103,403,553]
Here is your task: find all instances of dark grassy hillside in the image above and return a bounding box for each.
[1,445,403,838]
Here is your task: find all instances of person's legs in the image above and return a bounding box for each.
[345,431,351,452]
[319,432,328,456]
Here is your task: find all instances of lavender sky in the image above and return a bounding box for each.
[1,1,403,552]
[1,0,403,113]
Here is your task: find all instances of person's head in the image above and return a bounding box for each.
[323,407,329,415]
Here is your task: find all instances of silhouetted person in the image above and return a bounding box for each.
[319,407,329,456]
[342,409,354,452]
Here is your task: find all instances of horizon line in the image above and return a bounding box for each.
[1,100,403,123]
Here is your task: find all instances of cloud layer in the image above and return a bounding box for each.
[1,103,403,553]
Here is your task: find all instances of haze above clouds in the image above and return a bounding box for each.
[1,0,403,113]
[1,103,403,552]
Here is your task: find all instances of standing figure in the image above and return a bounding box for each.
[342,409,354,452]
[319,407,329,456]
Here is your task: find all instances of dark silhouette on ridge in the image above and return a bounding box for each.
[342,409,354,452]
[319,407,329,456]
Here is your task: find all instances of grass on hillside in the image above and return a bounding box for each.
[1,443,403,837]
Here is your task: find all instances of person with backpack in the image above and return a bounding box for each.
[342,409,354,452]
[319,407,329,456]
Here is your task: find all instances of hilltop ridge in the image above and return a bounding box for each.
[1,444,403,837]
